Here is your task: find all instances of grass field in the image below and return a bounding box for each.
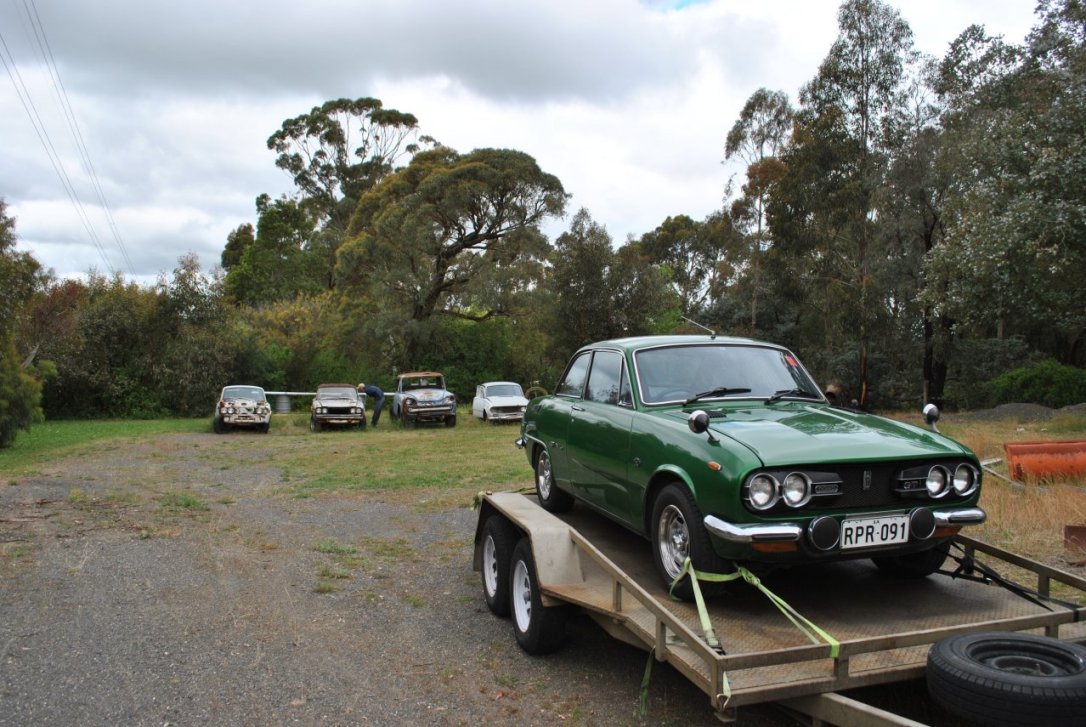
[4,406,1086,569]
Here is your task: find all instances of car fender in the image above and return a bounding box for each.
[641,464,698,533]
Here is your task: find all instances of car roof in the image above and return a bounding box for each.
[482,381,520,387]
[576,334,780,354]
[398,371,443,379]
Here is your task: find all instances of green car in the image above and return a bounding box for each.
[516,335,985,598]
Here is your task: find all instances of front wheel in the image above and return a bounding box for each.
[510,538,567,654]
[927,632,1086,726]
[445,414,456,427]
[872,541,949,578]
[310,418,322,433]
[213,417,226,434]
[651,483,729,601]
[481,515,518,617]
[534,449,573,513]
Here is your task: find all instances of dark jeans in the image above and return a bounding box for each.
[370,392,386,425]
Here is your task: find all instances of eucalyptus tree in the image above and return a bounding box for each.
[637,212,738,318]
[725,89,794,332]
[927,0,1086,366]
[339,146,568,368]
[780,0,919,406]
[548,209,679,357]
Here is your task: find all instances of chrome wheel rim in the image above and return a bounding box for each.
[483,534,498,598]
[512,558,532,632]
[657,504,690,580]
[536,453,553,500]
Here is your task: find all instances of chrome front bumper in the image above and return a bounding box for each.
[704,506,987,544]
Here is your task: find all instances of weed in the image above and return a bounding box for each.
[313,580,337,594]
[495,674,519,689]
[314,539,356,555]
[159,492,210,511]
[317,564,351,580]
[2,544,33,558]
[404,594,425,608]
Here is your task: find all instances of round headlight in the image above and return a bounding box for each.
[925,466,950,498]
[953,464,978,495]
[781,472,812,507]
[748,474,779,510]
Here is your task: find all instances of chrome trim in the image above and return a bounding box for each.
[703,514,802,543]
[514,437,525,449]
[933,507,987,526]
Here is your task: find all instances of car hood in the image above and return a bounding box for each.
[223,396,264,406]
[485,395,528,407]
[659,403,972,465]
[315,396,358,406]
[402,388,448,402]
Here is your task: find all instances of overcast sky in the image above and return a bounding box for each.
[1,0,1039,284]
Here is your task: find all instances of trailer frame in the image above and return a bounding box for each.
[473,491,1086,724]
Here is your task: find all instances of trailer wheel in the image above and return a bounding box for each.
[481,515,518,617]
[651,483,729,601]
[927,632,1086,727]
[872,542,948,578]
[510,538,567,654]
[534,449,573,513]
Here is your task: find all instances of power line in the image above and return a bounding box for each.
[20,0,134,274]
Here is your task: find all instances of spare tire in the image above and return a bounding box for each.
[927,631,1086,727]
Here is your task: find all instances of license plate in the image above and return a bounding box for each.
[840,515,909,550]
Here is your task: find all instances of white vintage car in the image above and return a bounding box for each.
[472,381,528,423]
[213,385,272,433]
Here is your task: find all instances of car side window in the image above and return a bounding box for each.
[585,350,628,406]
[556,352,591,398]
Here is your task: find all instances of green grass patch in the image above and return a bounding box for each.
[0,418,208,474]
[158,492,211,512]
[314,539,356,555]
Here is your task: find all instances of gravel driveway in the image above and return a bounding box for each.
[1,431,791,726]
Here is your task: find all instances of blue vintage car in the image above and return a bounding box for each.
[517,335,986,597]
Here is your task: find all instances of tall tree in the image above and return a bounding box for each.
[785,0,918,406]
[637,213,738,318]
[725,89,794,333]
[0,199,44,446]
[340,146,568,367]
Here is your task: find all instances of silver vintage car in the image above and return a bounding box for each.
[391,371,457,427]
[213,385,272,433]
[310,383,367,431]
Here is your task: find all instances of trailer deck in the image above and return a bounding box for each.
[475,492,1086,722]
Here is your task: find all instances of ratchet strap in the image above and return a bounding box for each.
[640,559,840,716]
[944,543,1084,619]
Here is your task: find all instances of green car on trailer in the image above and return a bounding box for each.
[516,335,986,598]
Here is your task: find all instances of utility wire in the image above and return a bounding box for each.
[21,0,134,274]
[0,6,115,275]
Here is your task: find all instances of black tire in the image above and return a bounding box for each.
[445,415,456,427]
[310,418,322,433]
[481,515,518,617]
[260,422,270,434]
[927,631,1086,727]
[510,538,567,654]
[358,418,366,430]
[534,449,573,513]
[873,541,949,578]
[651,483,729,601]
[213,417,226,434]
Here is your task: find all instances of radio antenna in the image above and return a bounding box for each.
[681,316,716,339]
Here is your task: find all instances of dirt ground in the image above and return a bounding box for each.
[1,430,981,726]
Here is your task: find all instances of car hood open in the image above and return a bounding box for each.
[667,403,971,466]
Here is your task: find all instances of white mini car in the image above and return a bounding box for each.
[472,381,528,423]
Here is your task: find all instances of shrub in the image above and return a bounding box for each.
[986,359,1086,409]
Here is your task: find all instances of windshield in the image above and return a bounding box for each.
[486,384,523,398]
[223,386,264,401]
[634,344,821,405]
[316,386,357,400]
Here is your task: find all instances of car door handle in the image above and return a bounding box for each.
[571,405,584,412]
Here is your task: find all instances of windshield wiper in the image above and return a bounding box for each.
[683,386,752,406]
[766,387,822,405]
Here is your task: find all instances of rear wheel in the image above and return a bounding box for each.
[534,449,573,513]
[873,541,949,578]
[481,515,518,617]
[651,483,729,601]
[927,632,1086,726]
[510,538,567,654]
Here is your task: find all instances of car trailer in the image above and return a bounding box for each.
[473,491,1086,726]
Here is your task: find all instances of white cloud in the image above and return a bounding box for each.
[0,0,1040,280]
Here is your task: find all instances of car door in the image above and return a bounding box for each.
[566,349,636,523]
[473,385,484,419]
[533,351,591,490]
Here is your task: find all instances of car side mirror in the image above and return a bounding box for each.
[922,403,940,432]
[688,410,718,442]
